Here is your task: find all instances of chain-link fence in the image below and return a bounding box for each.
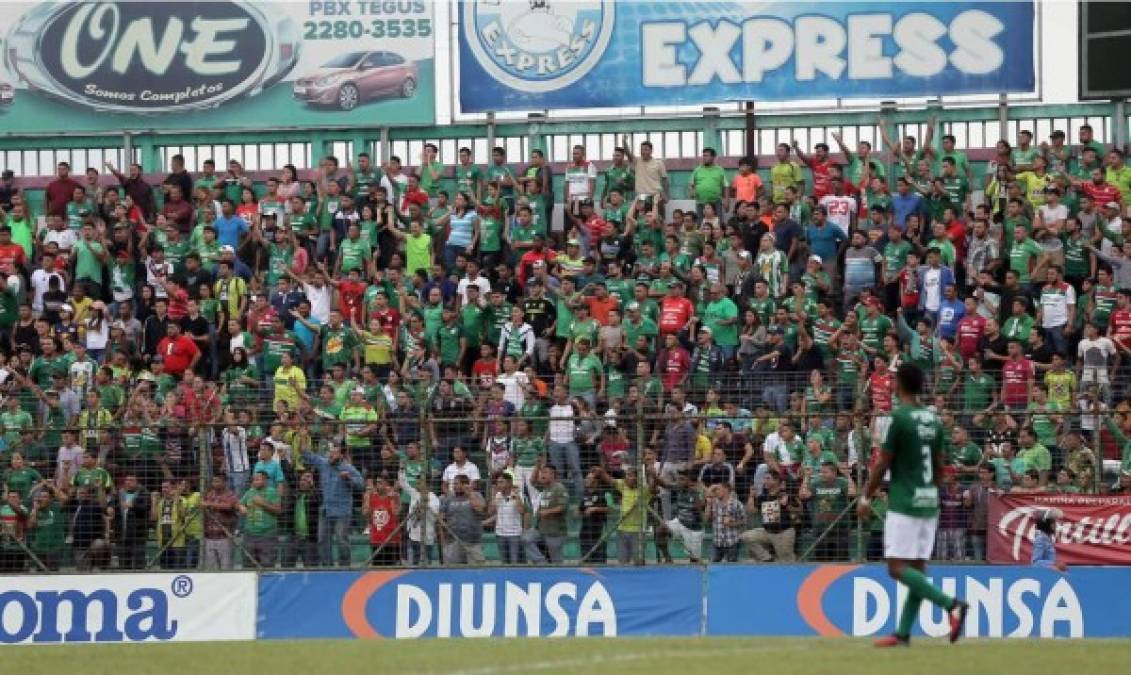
[0,391,1125,573]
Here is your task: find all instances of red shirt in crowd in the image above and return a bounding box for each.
[371,307,401,335]
[0,242,27,276]
[1110,308,1131,351]
[658,345,691,391]
[869,371,893,412]
[1001,356,1034,407]
[659,296,694,335]
[156,334,200,376]
[338,280,366,324]
[401,188,429,212]
[1082,181,1122,207]
[162,197,194,233]
[955,314,986,361]
[806,158,833,200]
[367,492,399,546]
[44,177,81,217]
[165,286,189,321]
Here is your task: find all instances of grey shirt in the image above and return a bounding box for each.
[662,421,696,464]
[440,492,484,543]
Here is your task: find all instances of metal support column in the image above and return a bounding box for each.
[879,101,897,177]
[486,111,497,151]
[1114,99,1128,151]
[703,107,721,154]
[351,134,370,162]
[379,127,391,164]
[527,113,547,156]
[744,101,757,160]
[998,93,1009,144]
[122,132,134,167]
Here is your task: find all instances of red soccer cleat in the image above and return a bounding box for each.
[874,635,910,648]
[948,600,970,643]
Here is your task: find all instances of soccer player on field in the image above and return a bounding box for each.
[858,362,969,647]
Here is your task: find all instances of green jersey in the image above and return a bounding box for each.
[338,237,371,273]
[339,405,379,448]
[603,165,634,200]
[566,353,602,394]
[240,486,280,536]
[1009,238,1045,283]
[459,304,487,348]
[858,315,893,352]
[883,404,943,518]
[809,476,851,526]
[962,372,995,410]
[512,437,545,468]
[435,322,463,366]
[319,324,358,370]
[455,163,482,196]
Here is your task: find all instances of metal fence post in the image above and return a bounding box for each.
[998,93,1010,144]
[1114,98,1128,152]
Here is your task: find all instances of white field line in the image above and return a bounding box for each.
[431,643,810,675]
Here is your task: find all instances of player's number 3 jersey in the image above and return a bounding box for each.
[882,405,943,518]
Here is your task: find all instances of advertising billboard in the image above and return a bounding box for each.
[458,1,1035,112]
[258,567,702,639]
[989,493,1131,566]
[0,1,434,132]
[707,564,1131,639]
[0,573,257,644]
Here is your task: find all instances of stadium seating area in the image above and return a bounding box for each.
[1,113,1131,573]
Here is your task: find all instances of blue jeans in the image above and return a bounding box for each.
[442,244,468,271]
[548,441,583,499]
[496,535,523,564]
[522,528,564,564]
[1045,324,1068,356]
[319,513,352,567]
[229,471,249,498]
[762,383,788,412]
[316,231,333,264]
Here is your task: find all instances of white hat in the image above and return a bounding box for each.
[809,254,823,264]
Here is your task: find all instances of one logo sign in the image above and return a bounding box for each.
[463,0,615,93]
[4,1,300,113]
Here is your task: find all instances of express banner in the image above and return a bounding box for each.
[707,564,1131,638]
[258,567,702,639]
[0,1,434,132]
[0,573,257,644]
[988,493,1131,566]
[458,1,1036,112]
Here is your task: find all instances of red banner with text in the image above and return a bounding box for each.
[988,493,1131,565]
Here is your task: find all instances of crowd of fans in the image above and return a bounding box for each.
[0,116,1130,572]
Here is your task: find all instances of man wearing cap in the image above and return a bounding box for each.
[623,300,658,357]
[555,239,586,278]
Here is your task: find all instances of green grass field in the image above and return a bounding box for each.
[8,637,1123,675]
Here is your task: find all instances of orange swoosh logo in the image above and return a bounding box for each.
[341,571,409,638]
[796,565,859,637]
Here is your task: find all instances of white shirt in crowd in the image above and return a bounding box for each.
[496,370,529,410]
[492,491,524,537]
[30,269,63,313]
[442,460,481,492]
[548,402,576,444]
[301,282,332,322]
[457,275,491,306]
